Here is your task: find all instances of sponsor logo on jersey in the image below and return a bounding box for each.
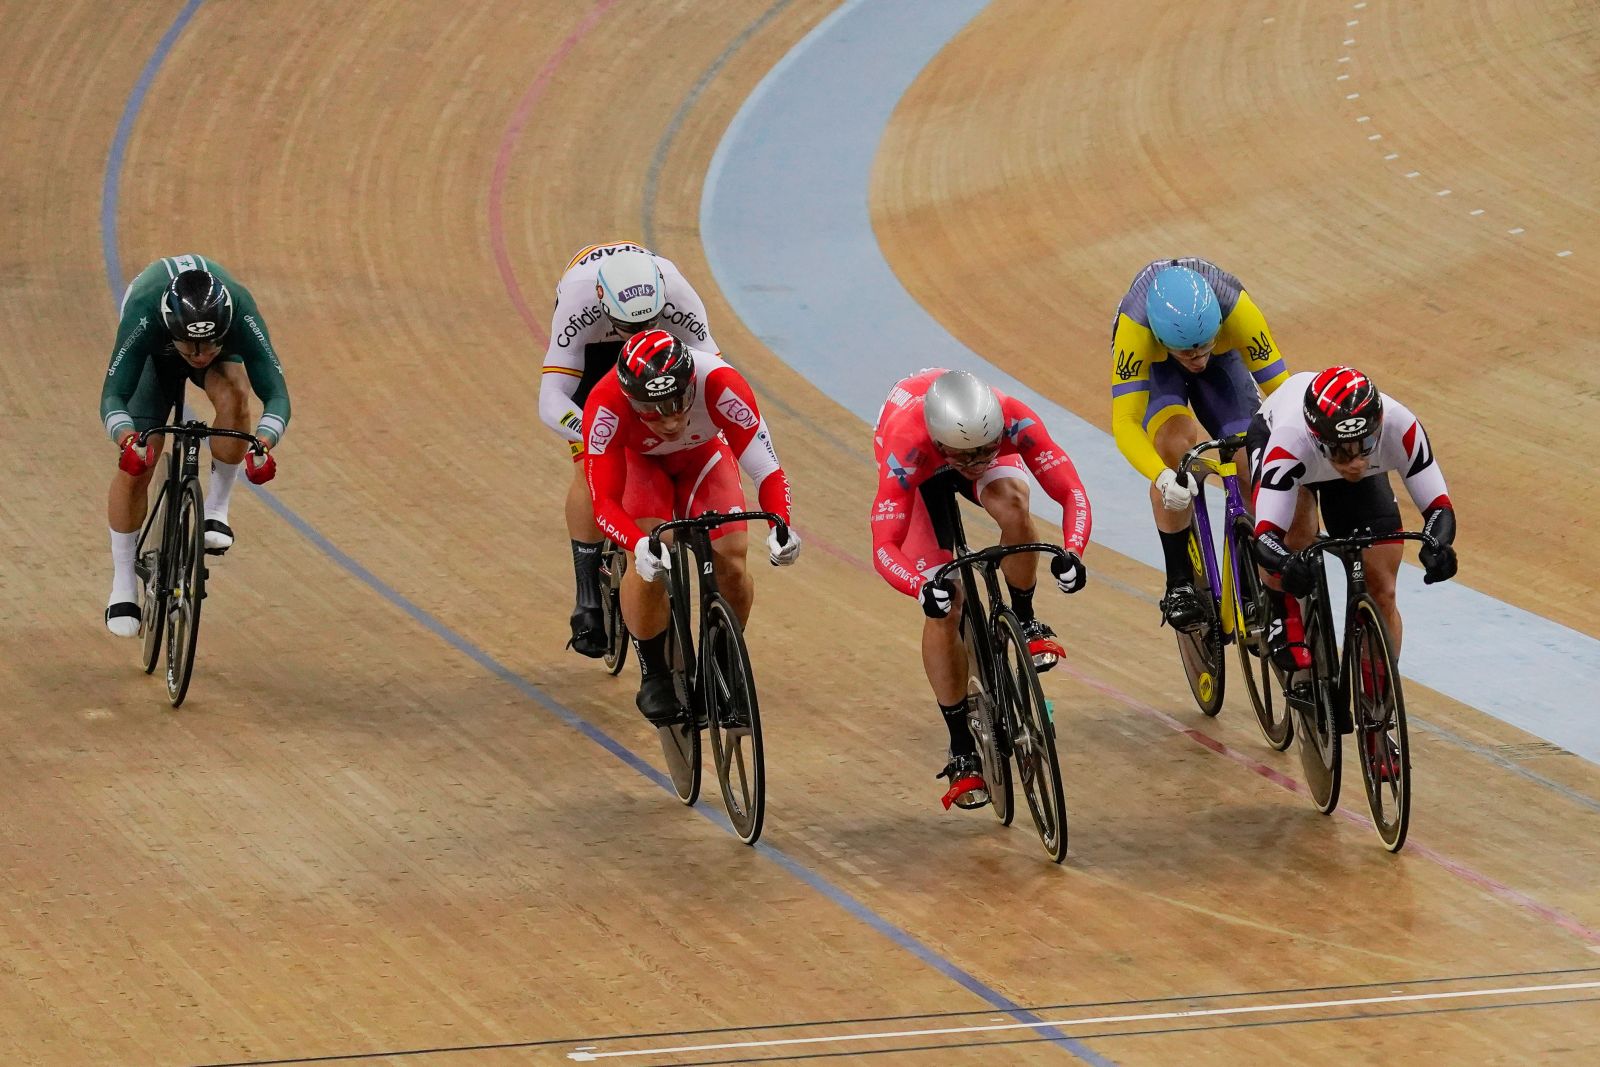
[1260,445,1306,493]
[887,385,915,409]
[715,388,759,429]
[645,374,678,396]
[1403,420,1434,477]
[108,316,151,377]
[1114,350,1143,381]
[243,317,282,373]
[617,283,656,304]
[885,452,918,489]
[1004,417,1035,440]
[588,406,619,455]
[560,410,583,433]
[557,304,607,348]
[660,300,708,343]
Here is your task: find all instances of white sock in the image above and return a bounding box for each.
[207,459,242,523]
[109,528,138,605]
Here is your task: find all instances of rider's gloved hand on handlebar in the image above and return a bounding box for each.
[118,433,154,476]
[244,442,277,485]
[1154,469,1198,511]
[767,526,801,567]
[919,578,953,619]
[1051,551,1087,594]
[1420,541,1457,585]
[1281,551,1318,598]
[634,539,672,583]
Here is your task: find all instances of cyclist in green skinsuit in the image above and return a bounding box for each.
[100,254,291,636]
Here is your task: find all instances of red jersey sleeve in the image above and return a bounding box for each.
[703,366,792,525]
[1001,396,1093,553]
[869,474,924,597]
[581,377,647,551]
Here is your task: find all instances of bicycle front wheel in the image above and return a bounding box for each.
[1176,527,1225,716]
[1350,594,1410,851]
[1228,519,1291,750]
[657,539,700,805]
[702,595,765,845]
[600,543,629,676]
[996,610,1067,862]
[138,477,170,675]
[1294,579,1342,815]
[164,480,206,707]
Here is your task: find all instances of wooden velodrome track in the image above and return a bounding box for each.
[1,1,1596,1064]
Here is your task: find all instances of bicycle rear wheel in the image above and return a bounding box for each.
[657,538,700,805]
[996,610,1067,862]
[138,477,169,675]
[1350,594,1410,851]
[702,595,765,844]
[164,480,206,707]
[961,612,1012,826]
[600,543,629,676]
[1293,578,1342,815]
[1228,519,1291,750]
[1175,526,1225,716]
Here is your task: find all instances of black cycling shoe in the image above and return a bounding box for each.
[1159,582,1207,633]
[566,606,608,659]
[635,673,687,727]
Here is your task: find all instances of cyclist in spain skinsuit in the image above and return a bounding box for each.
[538,242,719,659]
[870,369,1091,811]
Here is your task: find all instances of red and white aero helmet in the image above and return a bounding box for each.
[617,329,695,410]
[1303,366,1383,447]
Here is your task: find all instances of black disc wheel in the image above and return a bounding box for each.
[1350,595,1411,852]
[600,544,629,676]
[164,481,206,707]
[657,539,700,805]
[1176,527,1225,716]
[1293,583,1342,815]
[961,614,1012,826]
[996,611,1067,862]
[1228,521,1292,750]
[702,596,765,845]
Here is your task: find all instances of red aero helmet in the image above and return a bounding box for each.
[1303,366,1383,444]
[617,329,695,407]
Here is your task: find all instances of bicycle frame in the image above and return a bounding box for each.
[1179,434,1255,644]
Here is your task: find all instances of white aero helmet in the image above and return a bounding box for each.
[923,370,1003,452]
[595,249,666,329]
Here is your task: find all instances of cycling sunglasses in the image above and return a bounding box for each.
[628,389,694,421]
[1315,435,1378,463]
[939,443,1001,469]
[608,313,661,337]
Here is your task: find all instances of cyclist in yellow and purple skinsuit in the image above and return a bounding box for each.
[1108,258,1290,631]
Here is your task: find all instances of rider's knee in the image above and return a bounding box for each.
[208,370,250,420]
[981,477,1031,527]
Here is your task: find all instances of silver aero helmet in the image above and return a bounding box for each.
[924,370,1004,457]
[595,248,666,334]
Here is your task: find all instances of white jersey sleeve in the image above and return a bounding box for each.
[1373,396,1451,511]
[653,255,719,354]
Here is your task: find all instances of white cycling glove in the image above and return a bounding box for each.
[1154,469,1198,511]
[634,539,672,583]
[767,526,801,567]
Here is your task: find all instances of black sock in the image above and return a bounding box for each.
[1158,529,1192,589]
[634,631,670,677]
[939,698,975,757]
[1008,583,1036,623]
[571,539,604,610]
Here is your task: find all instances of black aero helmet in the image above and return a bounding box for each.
[616,329,695,412]
[1303,366,1383,448]
[160,269,234,343]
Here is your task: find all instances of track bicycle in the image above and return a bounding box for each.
[133,415,266,707]
[649,510,789,846]
[597,541,629,675]
[930,507,1075,863]
[1282,530,1434,852]
[1174,434,1292,748]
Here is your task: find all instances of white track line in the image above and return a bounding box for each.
[565,981,1600,1060]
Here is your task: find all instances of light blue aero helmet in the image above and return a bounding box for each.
[1145,265,1221,351]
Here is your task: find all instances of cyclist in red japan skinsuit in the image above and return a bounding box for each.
[870,368,1092,810]
[583,330,797,726]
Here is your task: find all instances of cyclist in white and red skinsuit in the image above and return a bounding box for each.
[870,368,1091,810]
[583,330,796,726]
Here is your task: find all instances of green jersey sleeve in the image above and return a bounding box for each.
[99,261,170,442]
